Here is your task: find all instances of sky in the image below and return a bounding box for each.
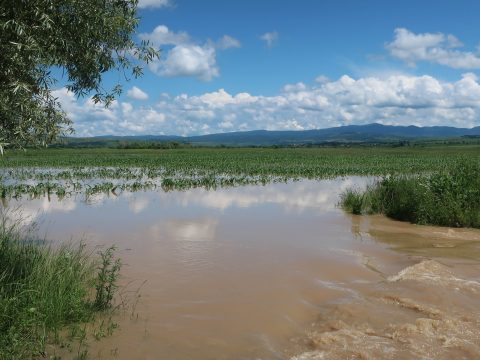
[56,0,480,136]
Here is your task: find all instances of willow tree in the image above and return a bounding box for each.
[0,0,158,149]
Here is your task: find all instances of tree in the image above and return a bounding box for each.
[0,0,158,148]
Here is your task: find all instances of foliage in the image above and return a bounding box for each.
[0,211,122,359]
[0,0,158,148]
[340,161,480,228]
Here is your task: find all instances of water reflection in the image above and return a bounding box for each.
[161,218,218,242]
[128,195,150,214]
[2,177,371,224]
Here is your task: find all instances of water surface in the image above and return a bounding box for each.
[4,178,480,359]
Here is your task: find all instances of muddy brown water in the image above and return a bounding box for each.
[4,178,480,359]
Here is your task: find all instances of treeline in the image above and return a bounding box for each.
[116,141,192,149]
[46,137,480,150]
[49,140,193,149]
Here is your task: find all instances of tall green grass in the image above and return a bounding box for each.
[340,162,480,228]
[0,212,121,359]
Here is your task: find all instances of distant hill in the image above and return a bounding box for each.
[62,123,480,147]
[185,124,480,145]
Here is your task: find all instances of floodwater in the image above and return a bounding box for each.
[3,178,480,359]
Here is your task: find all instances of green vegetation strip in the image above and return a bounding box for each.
[0,213,121,359]
[340,162,480,228]
[1,147,479,197]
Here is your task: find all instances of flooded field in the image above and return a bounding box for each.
[3,178,480,359]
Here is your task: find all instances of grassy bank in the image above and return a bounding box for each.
[340,162,480,228]
[0,212,121,359]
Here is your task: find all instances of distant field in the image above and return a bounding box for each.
[1,146,479,197]
[2,146,480,174]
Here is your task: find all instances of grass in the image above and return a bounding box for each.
[340,162,480,228]
[0,211,122,359]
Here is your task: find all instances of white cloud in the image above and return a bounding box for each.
[217,35,241,49]
[260,31,279,48]
[139,25,240,81]
[387,28,480,69]
[283,82,307,93]
[55,73,480,137]
[52,88,166,137]
[138,0,171,9]
[196,89,257,107]
[158,44,219,80]
[140,25,189,46]
[127,86,149,101]
[315,75,330,84]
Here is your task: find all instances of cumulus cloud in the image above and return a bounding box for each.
[387,28,480,69]
[127,86,149,101]
[217,35,241,49]
[260,31,279,48]
[52,88,166,137]
[138,0,171,9]
[282,82,307,93]
[54,73,480,137]
[315,75,330,84]
[141,25,189,46]
[139,25,240,81]
[157,44,219,80]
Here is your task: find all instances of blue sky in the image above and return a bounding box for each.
[57,0,480,136]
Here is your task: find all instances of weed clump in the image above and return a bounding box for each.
[0,212,122,359]
[94,246,122,311]
[339,188,364,215]
[340,162,480,228]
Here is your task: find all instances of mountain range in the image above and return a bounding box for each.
[69,123,480,146]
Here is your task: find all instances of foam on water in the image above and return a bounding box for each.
[294,260,480,359]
